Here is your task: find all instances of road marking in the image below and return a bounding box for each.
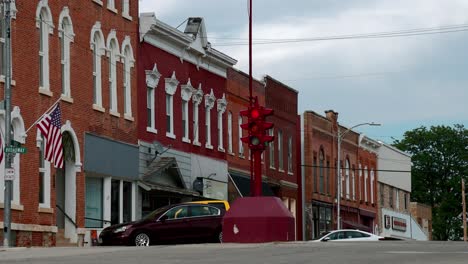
[385,251,468,254]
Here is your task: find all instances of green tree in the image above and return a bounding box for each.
[393,124,468,240]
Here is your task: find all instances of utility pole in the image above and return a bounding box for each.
[462,178,466,242]
[3,0,13,248]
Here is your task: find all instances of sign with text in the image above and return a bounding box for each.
[384,215,391,229]
[5,146,27,154]
[392,216,407,232]
[5,168,15,181]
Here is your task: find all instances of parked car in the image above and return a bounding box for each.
[312,229,383,242]
[188,200,230,211]
[99,203,225,246]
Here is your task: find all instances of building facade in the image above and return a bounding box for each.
[137,14,237,219]
[225,68,269,201]
[264,76,300,239]
[377,144,429,240]
[301,110,379,240]
[0,0,139,246]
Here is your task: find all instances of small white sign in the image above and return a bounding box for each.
[5,168,15,181]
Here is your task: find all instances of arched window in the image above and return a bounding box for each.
[319,149,324,194]
[345,159,350,199]
[107,31,120,114]
[121,37,134,118]
[59,7,75,98]
[90,22,105,108]
[36,0,54,92]
[351,165,355,200]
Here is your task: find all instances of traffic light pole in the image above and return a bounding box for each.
[3,0,13,248]
[252,150,262,196]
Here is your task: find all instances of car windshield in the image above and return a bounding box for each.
[143,205,172,220]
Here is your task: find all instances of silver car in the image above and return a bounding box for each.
[313,229,383,242]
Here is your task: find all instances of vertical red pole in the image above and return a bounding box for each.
[253,150,262,196]
[248,0,252,103]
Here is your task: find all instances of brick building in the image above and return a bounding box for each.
[301,110,379,240]
[0,0,139,246]
[225,68,267,201]
[264,76,300,239]
[137,14,236,218]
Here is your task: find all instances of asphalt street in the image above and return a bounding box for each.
[1,241,467,264]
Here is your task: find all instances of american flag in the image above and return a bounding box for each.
[37,103,63,169]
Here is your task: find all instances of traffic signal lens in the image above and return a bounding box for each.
[250,124,259,133]
[251,109,260,119]
[250,136,261,146]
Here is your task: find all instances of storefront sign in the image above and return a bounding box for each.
[384,215,391,229]
[203,178,227,200]
[392,216,407,232]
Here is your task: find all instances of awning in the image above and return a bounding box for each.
[229,171,275,197]
[342,220,372,233]
[139,157,198,197]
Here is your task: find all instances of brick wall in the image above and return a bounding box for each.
[0,0,139,245]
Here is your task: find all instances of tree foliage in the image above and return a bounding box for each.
[393,124,468,240]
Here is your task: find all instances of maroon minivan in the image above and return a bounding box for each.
[99,203,225,246]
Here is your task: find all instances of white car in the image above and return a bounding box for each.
[312,229,383,242]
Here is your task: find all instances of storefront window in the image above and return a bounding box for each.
[123,181,132,223]
[85,177,103,228]
[111,180,120,225]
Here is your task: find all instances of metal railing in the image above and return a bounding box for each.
[84,217,112,225]
[56,204,78,228]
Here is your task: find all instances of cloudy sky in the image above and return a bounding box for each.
[139,0,468,143]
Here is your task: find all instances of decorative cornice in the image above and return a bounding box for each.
[181,79,194,101]
[217,93,227,113]
[192,84,203,105]
[165,71,179,95]
[204,89,216,109]
[145,63,161,89]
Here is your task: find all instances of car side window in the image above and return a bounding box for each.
[327,231,344,240]
[345,231,363,239]
[165,206,188,220]
[190,205,220,217]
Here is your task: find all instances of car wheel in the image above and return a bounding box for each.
[134,232,150,247]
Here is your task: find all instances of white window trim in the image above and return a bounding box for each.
[269,128,275,168]
[204,89,216,149]
[165,71,178,139]
[192,84,203,146]
[59,7,75,99]
[37,131,51,209]
[345,160,350,200]
[364,166,368,203]
[278,130,284,171]
[287,136,293,174]
[122,0,132,20]
[121,36,134,118]
[107,0,117,13]
[227,111,233,154]
[36,0,54,93]
[145,63,160,132]
[107,30,120,115]
[91,22,105,109]
[238,115,244,157]
[181,79,193,143]
[352,169,356,201]
[216,94,227,152]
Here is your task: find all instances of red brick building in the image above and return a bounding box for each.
[301,110,378,240]
[0,0,139,246]
[264,76,300,239]
[137,14,236,217]
[225,68,266,201]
